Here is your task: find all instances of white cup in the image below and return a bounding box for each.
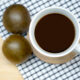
[28,7,80,64]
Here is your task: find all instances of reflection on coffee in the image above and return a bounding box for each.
[35,13,75,53]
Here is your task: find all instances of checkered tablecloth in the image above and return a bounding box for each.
[0,0,80,80]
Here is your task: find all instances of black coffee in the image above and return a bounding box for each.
[35,13,75,53]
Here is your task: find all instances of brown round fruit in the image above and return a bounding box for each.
[2,34,32,64]
[3,4,31,34]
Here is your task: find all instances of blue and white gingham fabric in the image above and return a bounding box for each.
[0,0,80,80]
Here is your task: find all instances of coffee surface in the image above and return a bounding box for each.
[35,13,75,53]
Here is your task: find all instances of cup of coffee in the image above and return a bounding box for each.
[27,7,80,64]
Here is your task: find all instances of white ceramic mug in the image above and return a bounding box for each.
[28,7,80,64]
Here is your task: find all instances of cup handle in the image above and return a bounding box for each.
[73,43,80,54]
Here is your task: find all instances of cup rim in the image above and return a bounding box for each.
[29,7,80,57]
